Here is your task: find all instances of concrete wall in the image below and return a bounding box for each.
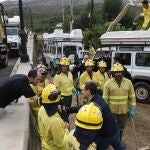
[0,35,40,150]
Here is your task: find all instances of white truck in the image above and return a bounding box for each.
[95,30,150,103]
[6,16,21,57]
[42,29,88,74]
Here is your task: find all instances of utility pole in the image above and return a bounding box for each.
[90,0,94,29]
[62,0,64,27]
[19,0,29,62]
[70,0,73,32]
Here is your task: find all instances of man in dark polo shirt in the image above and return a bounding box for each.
[0,69,42,118]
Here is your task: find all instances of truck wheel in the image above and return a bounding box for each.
[134,82,150,103]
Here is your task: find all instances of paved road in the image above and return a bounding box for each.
[0,58,17,82]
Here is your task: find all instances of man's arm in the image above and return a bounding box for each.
[66,105,82,114]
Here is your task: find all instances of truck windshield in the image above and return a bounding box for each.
[63,46,76,57]
[6,28,17,35]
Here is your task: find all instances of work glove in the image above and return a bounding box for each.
[129,106,136,118]
[72,87,80,96]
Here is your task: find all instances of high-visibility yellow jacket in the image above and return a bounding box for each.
[53,72,73,96]
[79,71,101,90]
[103,77,136,114]
[68,130,96,150]
[28,78,50,117]
[38,106,69,150]
[89,47,96,59]
[96,70,110,91]
[33,78,50,96]
[137,3,150,29]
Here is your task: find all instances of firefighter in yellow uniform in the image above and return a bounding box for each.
[96,60,110,93]
[29,64,50,117]
[89,43,96,59]
[68,102,103,150]
[79,59,101,91]
[103,63,136,140]
[38,84,69,150]
[53,57,74,107]
[132,0,150,30]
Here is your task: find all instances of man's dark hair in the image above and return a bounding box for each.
[85,82,97,95]
[28,69,38,78]
[142,0,148,4]
[113,56,122,64]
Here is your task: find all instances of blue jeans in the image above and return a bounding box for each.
[96,131,125,150]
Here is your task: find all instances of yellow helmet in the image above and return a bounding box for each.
[75,102,103,130]
[111,63,124,72]
[59,57,70,66]
[85,59,94,67]
[98,60,107,68]
[37,64,48,74]
[41,84,61,104]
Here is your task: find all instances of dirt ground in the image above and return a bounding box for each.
[69,96,150,150]
[123,103,150,150]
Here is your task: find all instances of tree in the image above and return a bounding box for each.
[102,0,122,21]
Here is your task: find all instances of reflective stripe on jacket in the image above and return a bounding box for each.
[53,72,73,96]
[103,77,136,114]
[38,106,69,150]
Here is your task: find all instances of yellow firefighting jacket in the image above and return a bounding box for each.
[79,71,101,90]
[53,72,73,96]
[89,47,96,59]
[103,77,136,114]
[137,3,150,29]
[38,106,69,150]
[96,70,110,91]
[68,130,96,150]
[28,78,50,117]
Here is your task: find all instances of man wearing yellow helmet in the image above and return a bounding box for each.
[59,82,124,150]
[96,60,110,94]
[53,57,74,107]
[38,84,69,150]
[68,102,103,150]
[103,63,136,140]
[79,59,100,93]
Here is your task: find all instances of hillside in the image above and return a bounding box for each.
[2,0,102,14]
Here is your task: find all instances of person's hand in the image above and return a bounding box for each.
[64,122,70,129]
[72,87,80,96]
[129,106,136,118]
[30,95,38,103]
[58,105,66,113]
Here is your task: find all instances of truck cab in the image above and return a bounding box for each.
[6,16,21,57]
[43,29,88,74]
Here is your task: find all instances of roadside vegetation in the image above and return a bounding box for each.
[23,0,135,48]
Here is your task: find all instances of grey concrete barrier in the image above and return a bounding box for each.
[0,34,40,150]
